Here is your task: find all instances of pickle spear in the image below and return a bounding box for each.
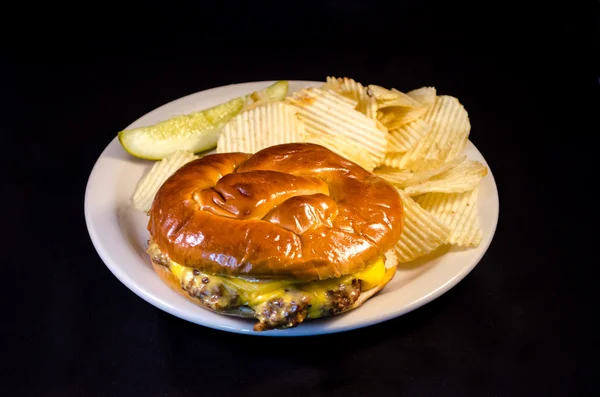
[118,81,288,160]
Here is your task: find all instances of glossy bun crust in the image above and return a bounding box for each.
[148,143,403,280]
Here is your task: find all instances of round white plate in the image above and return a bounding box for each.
[85,80,499,336]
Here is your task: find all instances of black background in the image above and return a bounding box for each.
[2,1,597,396]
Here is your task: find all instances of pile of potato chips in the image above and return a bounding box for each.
[134,77,488,263]
[217,77,488,262]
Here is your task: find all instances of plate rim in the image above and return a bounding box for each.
[84,80,500,337]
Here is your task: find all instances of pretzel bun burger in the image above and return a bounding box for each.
[147,143,404,331]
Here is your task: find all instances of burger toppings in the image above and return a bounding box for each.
[253,294,310,331]
[180,271,239,311]
[324,279,362,316]
[148,240,394,330]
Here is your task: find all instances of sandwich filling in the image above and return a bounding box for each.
[148,240,396,331]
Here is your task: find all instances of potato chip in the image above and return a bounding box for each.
[378,95,421,109]
[217,102,305,154]
[323,77,378,119]
[301,131,375,172]
[381,95,470,171]
[367,84,403,102]
[378,105,429,129]
[378,111,395,125]
[375,119,388,133]
[132,150,198,212]
[407,86,436,109]
[387,118,430,153]
[320,76,338,91]
[368,85,420,109]
[416,187,482,247]
[403,159,488,196]
[320,78,358,108]
[375,156,466,188]
[285,88,388,164]
[394,189,451,262]
[370,86,435,129]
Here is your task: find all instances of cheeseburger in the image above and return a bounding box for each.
[147,143,404,331]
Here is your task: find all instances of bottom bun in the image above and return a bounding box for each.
[151,258,398,324]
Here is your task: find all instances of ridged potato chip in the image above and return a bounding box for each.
[407,86,436,109]
[132,150,198,212]
[377,110,424,130]
[416,187,482,247]
[369,85,421,108]
[381,95,470,171]
[394,189,451,262]
[301,131,375,172]
[375,156,466,188]
[286,88,388,165]
[323,77,378,119]
[367,85,405,102]
[370,86,435,129]
[377,104,427,129]
[378,111,395,125]
[403,159,488,196]
[375,119,388,133]
[371,87,420,127]
[387,119,430,153]
[379,94,421,109]
[217,102,305,154]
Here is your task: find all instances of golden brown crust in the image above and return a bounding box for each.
[148,143,403,280]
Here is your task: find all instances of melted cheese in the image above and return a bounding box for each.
[353,258,386,290]
[167,256,389,319]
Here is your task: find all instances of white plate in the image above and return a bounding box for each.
[84,80,499,336]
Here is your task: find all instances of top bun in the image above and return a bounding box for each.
[148,143,403,280]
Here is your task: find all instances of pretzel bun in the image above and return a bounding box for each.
[148,143,404,281]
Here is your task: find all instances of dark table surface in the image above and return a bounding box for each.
[2,1,596,396]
